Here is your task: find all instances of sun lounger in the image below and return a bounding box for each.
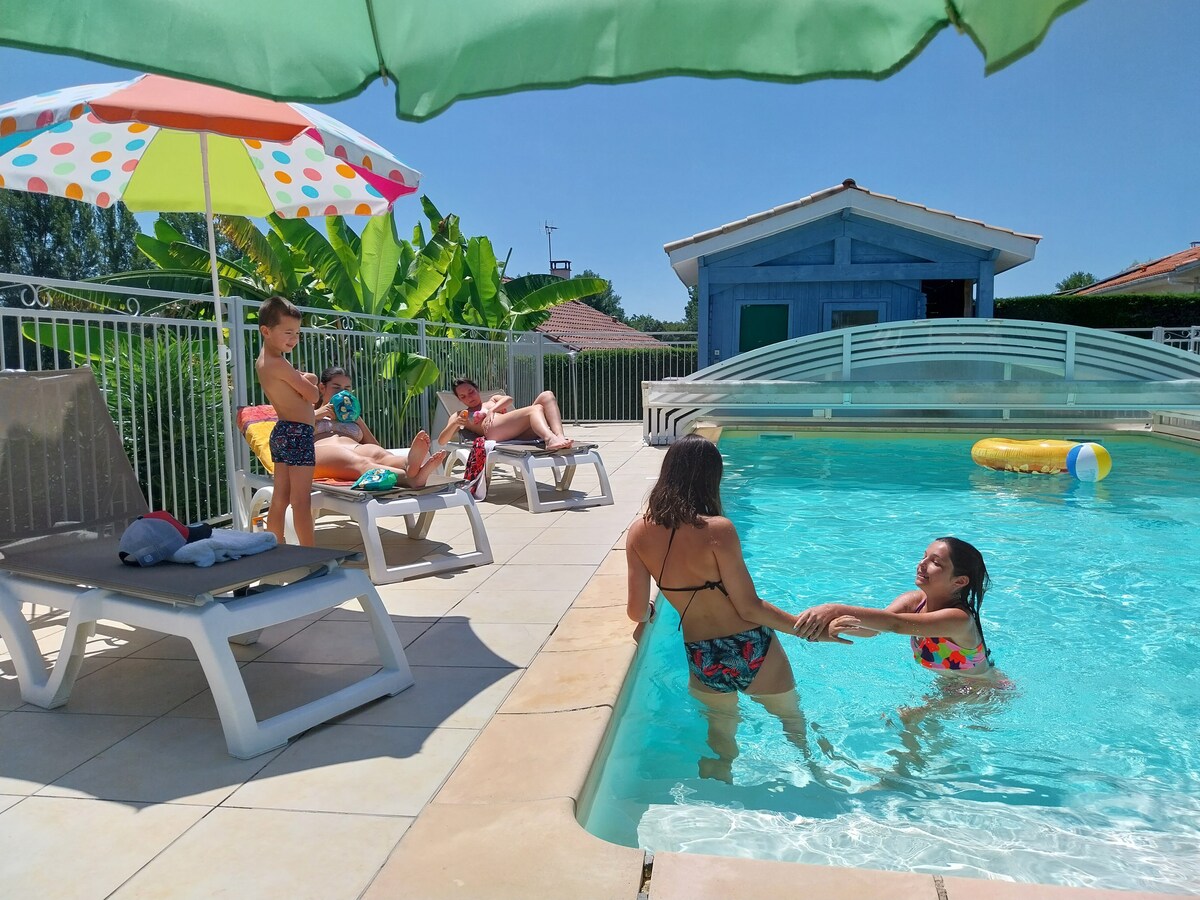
[433,390,615,513]
[236,405,493,584]
[0,368,413,759]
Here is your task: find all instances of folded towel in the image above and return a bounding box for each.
[170,529,278,567]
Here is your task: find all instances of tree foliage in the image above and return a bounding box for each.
[0,194,141,284]
[575,268,625,322]
[157,213,242,262]
[1055,270,1096,293]
[624,285,698,334]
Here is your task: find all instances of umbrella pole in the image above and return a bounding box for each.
[199,133,245,530]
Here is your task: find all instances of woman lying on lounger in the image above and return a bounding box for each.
[437,377,574,450]
[313,366,447,486]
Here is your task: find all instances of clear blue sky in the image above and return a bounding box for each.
[2,0,1197,322]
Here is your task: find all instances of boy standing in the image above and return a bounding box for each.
[255,296,319,546]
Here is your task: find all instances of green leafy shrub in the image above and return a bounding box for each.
[996,293,1200,328]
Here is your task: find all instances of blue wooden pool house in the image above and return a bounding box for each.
[665,179,1041,367]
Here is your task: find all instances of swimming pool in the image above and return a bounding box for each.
[583,431,1200,894]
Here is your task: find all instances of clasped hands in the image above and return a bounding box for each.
[792,603,863,645]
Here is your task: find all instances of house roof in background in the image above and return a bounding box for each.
[1074,244,1200,295]
[537,301,664,350]
[664,178,1042,286]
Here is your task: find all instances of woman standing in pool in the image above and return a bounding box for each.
[626,434,820,782]
[792,537,994,677]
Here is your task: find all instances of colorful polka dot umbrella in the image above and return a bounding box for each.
[0,73,421,528]
[0,74,420,217]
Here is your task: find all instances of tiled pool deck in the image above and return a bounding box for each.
[0,423,1189,899]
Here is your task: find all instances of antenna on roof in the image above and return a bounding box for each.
[544,222,558,272]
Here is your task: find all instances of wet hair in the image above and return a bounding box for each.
[451,377,478,397]
[258,295,302,328]
[319,365,350,386]
[936,536,992,663]
[644,434,723,529]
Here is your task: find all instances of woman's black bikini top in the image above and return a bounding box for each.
[656,527,730,630]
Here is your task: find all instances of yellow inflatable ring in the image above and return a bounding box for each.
[971,438,1078,475]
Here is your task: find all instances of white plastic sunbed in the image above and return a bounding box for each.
[0,368,413,759]
[236,405,493,584]
[434,389,614,513]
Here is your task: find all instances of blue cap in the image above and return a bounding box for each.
[118,512,213,566]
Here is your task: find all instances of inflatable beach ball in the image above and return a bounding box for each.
[1066,442,1112,482]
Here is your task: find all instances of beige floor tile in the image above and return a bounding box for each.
[450,589,577,624]
[649,853,939,900]
[113,806,412,900]
[469,540,523,564]
[480,562,594,594]
[572,573,629,607]
[17,657,210,717]
[363,798,641,900]
[330,587,464,620]
[340,665,522,729]
[127,614,318,662]
[0,795,18,814]
[254,618,422,665]
[499,645,633,715]
[375,577,480,605]
[4,619,163,682]
[0,674,23,710]
[469,525,546,547]
[166,661,385,721]
[541,604,635,653]
[558,500,642,519]
[0,796,207,900]
[39,715,282,805]
[436,707,610,805]
[507,541,611,566]
[939,876,1181,899]
[404,620,553,669]
[227,724,476,816]
[0,711,151,795]
[530,523,625,545]
[593,549,628,575]
[483,506,567,526]
[402,561,499,592]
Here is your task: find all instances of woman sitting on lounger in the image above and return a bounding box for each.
[313,366,447,486]
[438,377,574,451]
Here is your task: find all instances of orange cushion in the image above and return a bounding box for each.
[237,405,279,475]
[236,404,361,487]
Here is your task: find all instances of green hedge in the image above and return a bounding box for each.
[996,293,1200,328]
[543,346,698,421]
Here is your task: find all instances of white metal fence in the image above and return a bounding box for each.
[0,273,696,522]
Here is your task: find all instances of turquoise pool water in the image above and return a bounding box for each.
[583,432,1200,893]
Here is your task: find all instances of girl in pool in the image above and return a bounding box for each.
[626,434,825,782]
[793,536,995,677]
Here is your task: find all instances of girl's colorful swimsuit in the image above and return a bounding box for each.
[657,528,772,693]
[910,600,988,671]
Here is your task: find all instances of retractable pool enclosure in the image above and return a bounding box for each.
[642,319,1200,443]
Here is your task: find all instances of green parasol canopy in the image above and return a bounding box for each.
[0,0,1088,122]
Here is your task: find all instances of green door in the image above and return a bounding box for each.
[738,304,789,353]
